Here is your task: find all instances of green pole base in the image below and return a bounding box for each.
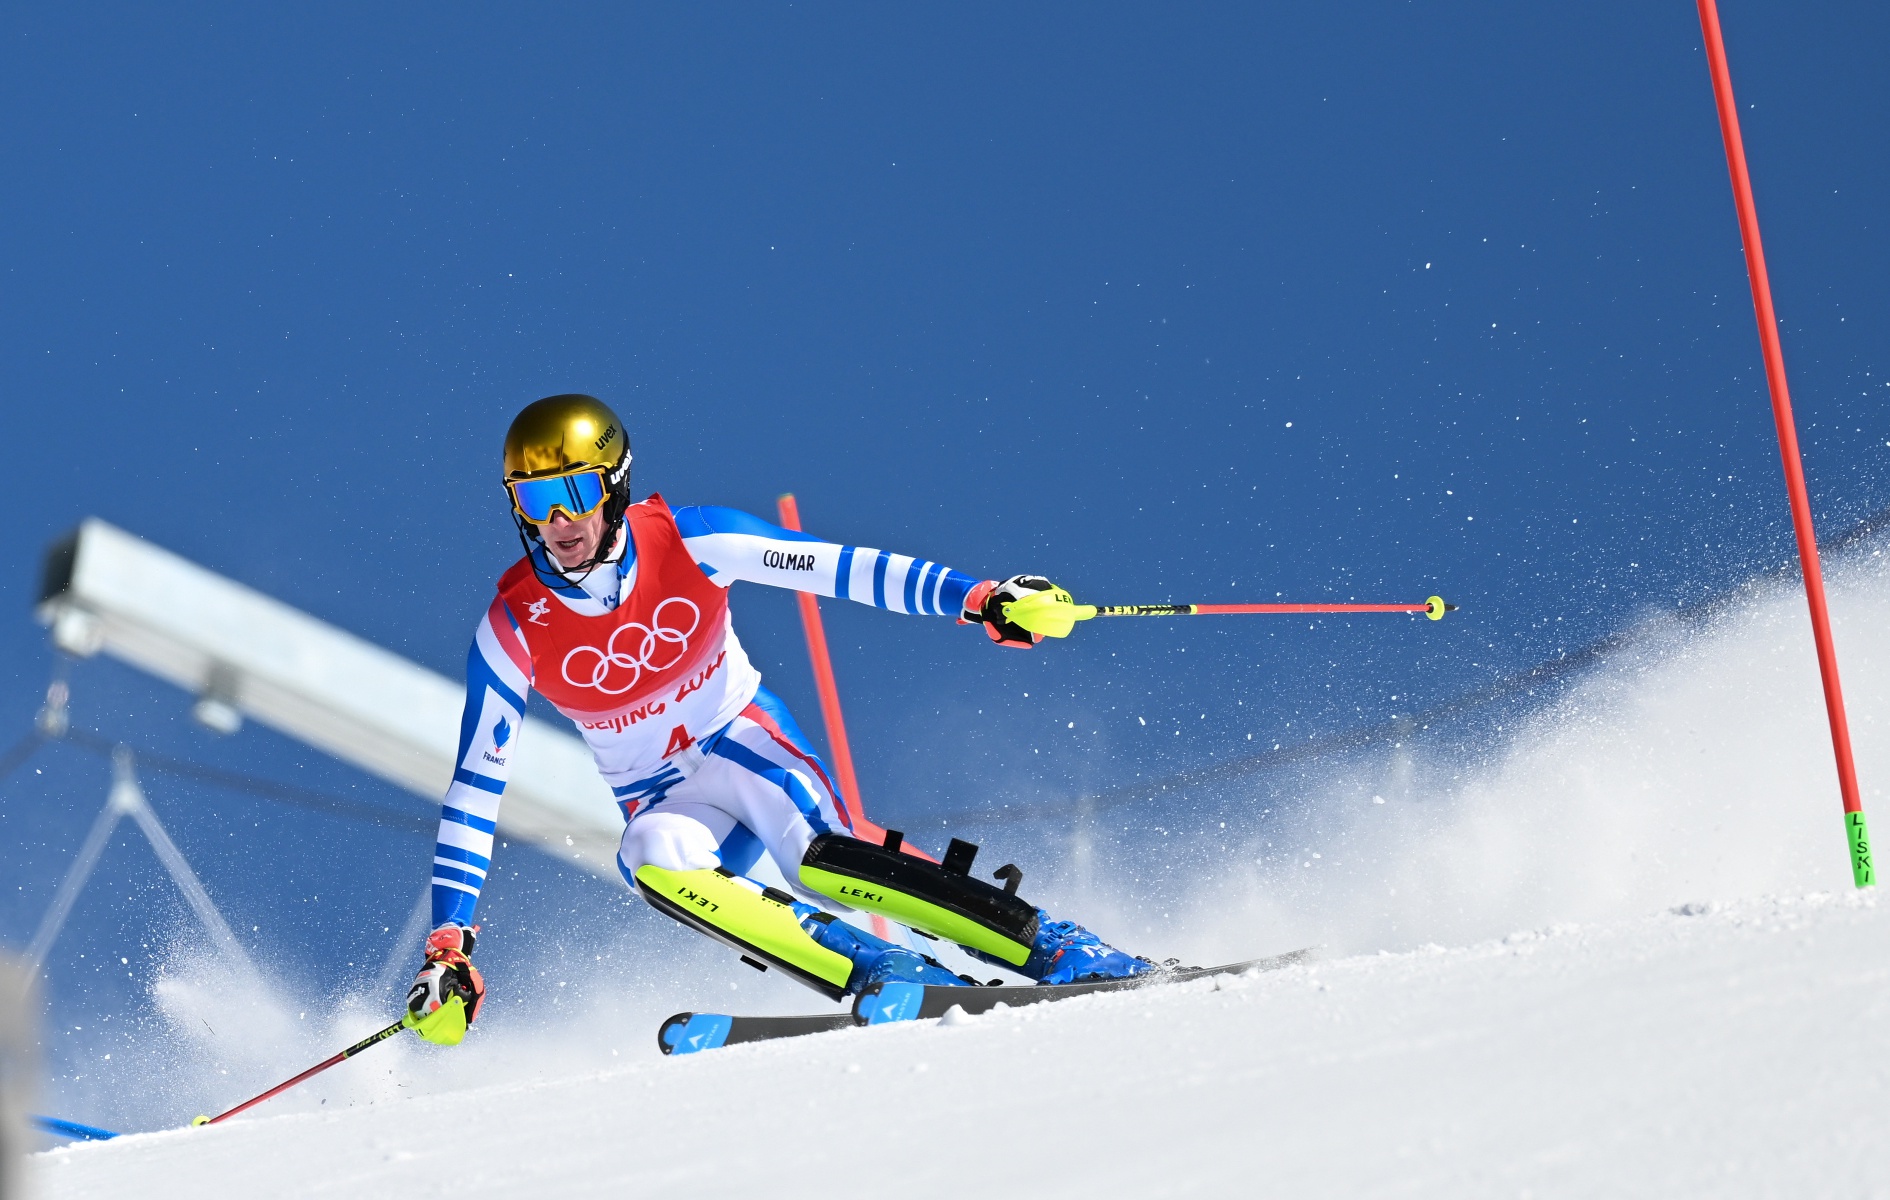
[1846,810,1874,889]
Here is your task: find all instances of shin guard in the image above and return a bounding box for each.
[798,833,1038,967]
[634,865,853,1000]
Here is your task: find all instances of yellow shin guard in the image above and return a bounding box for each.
[797,833,1037,967]
[634,865,854,999]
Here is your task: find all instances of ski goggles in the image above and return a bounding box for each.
[507,468,609,524]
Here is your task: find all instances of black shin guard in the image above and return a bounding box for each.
[798,832,1038,967]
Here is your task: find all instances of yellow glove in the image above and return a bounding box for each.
[406,925,484,1046]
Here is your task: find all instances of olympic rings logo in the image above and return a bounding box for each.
[560,597,702,695]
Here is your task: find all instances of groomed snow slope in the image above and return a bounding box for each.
[34,892,1890,1198]
[33,547,1890,1197]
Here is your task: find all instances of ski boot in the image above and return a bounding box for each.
[798,905,967,992]
[1019,911,1156,985]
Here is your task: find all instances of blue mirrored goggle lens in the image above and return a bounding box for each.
[509,470,607,522]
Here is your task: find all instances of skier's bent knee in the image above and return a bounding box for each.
[616,812,723,881]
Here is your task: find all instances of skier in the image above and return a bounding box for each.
[406,394,1151,1043]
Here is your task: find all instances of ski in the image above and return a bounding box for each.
[657,1010,856,1056]
[658,949,1316,1054]
[853,948,1316,1025]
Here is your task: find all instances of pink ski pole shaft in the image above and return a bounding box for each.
[191,1016,409,1126]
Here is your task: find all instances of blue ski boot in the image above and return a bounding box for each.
[1020,911,1156,985]
[797,905,967,994]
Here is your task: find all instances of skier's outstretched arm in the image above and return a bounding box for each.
[672,504,1054,645]
[408,596,529,1043]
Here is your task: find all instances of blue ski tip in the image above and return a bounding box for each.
[856,982,926,1025]
[35,1115,120,1141]
[659,1012,732,1056]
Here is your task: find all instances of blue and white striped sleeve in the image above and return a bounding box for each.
[430,596,533,930]
[673,505,980,617]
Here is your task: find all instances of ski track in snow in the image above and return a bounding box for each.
[30,549,1890,1195]
[33,893,1890,1198]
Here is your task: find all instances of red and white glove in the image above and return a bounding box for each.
[960,575,1055,648]
[407,925,485,1041]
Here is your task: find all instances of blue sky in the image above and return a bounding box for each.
[4,3,1889,1121]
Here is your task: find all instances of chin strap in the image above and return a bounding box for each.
[511,512,627,590]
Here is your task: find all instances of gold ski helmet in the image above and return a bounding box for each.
[501,395,633,563]
[504,394,628,486]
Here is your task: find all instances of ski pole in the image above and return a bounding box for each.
[34,1115,120,1141]
[1003,589,1455,638]
[1086,599,1453,618]
[191,1013,412,1126]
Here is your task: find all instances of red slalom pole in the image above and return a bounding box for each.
[1697,0,1873,888]
[773,495,872,837]
[191,1016,408,1126]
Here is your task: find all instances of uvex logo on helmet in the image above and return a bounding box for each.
[503,394,630,480]
[560,598,701,695]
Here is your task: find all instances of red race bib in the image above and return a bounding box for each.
[498,494,730,721]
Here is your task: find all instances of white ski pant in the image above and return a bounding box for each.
[612,698,851,903]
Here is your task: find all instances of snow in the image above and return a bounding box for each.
[32,893,1890,1197]
[31,541,1890,1196]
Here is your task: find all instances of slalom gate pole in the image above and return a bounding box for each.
[1697,0,1873,888]
[191,1016,408,1126]
[773,495,867,827]
[774,495,911,933]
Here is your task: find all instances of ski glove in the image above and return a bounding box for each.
[961,575,1056,647]
[407,924,485,1046]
